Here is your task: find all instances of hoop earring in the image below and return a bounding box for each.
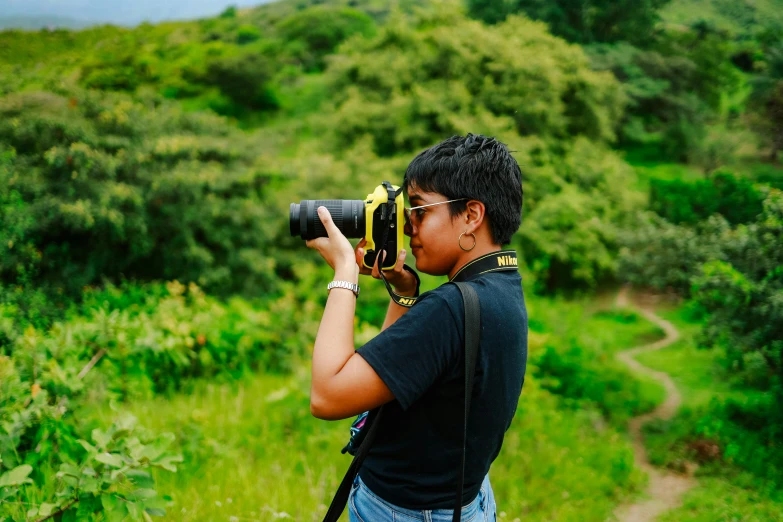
[458,232,476,252]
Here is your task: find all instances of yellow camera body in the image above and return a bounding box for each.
[362,183,404,271]
[289,181,404,271]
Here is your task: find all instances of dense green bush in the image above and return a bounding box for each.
[278,5,376,71]
[478,0,673,45]
[588,28,742,161]
[644,395,783,490]
[618,214,729,294]
[534,341,658,424]
[0,89,279,300]
[693,190,783,393]
[518,138,643,291]
[0,275,323,519]
[324,13,625,156]
[649,171,765,226]
[203,52,279,111]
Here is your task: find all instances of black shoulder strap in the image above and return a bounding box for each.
[322,406,384,522]
[452,282,481,522]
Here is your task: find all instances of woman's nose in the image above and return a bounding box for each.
[404,221,413,237]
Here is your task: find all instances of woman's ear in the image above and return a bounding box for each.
[465,200,485,232]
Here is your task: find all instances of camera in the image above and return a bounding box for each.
[290,181,404,270]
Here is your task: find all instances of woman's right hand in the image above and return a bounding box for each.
[355,238,418,296]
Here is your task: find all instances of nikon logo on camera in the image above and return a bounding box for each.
[398,297,416,306]
[497,255,517,267]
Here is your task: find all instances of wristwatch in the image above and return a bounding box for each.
[327,280,360,297]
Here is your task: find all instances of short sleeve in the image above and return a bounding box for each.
[357,289,462,410]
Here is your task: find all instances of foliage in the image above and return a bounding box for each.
[649,171,765,226]
[203,51,279,111]
[518,139,643,291]
[2,279,317,399]
[467,0,672,45]
[621,189,783,393]
[0,274,321,519]
[619,213,729,293]
[692,190,783,392]
[660,0,783,39]
[0,349,181,521]
[588,26,743,162]
[278,5,376,71]
[466,0,510,25]
[0,89,279,300]
[324,13,625,156]
[511,0,672,45]
[1,414,180,521]
[748,44,783,162]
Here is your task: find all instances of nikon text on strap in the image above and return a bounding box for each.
[380,249,518,308]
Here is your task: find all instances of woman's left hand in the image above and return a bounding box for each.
[305,206,357,272]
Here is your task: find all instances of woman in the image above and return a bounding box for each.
[306,134,528,521]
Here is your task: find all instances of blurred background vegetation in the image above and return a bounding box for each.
[0,0,781,520]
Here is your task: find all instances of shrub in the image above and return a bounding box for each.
[278,6,375,71]
[0,90,279,301]
[693,190,783,393]
[324,14,625,156]
[649,171,765,226]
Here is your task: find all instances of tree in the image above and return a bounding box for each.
[693,190,783,393]
[588,24,742,161]
[508,0,671,45]
[204,52,278,110]
[749,44,783,162]
[325,14,625,155]
[467,0,512,25]
[0,89,279,299]
[278,6,376,71]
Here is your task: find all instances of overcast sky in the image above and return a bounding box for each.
[0,0,274,26]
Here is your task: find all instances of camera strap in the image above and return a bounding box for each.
[381,249,519,307]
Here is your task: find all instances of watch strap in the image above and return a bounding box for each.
[327,280,360,297]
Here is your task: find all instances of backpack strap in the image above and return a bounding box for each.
[322,406,384,522]
[451,282,481,522]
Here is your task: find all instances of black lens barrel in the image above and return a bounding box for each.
[289,199,365,240]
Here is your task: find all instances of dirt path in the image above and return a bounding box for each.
[610,285,696,522]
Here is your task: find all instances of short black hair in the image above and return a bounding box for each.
[403,133,523,245]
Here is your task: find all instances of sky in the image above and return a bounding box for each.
[0,0,274,26]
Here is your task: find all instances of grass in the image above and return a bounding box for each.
[81,370,647,522]
[636,304,759,409]
[658,477,783,522]
[72,292,669,522]
[632,300,783,520]
[528,291,668,426]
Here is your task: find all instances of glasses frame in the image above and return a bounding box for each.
[403,198,469,227]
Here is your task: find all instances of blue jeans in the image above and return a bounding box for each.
[348,474,497,522]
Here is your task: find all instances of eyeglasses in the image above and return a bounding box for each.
[403,198,468,227]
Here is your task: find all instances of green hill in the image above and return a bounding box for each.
[662,0,783,34]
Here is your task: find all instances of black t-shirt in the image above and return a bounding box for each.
[357,269,528,509]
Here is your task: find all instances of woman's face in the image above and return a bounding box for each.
[404,189,465,276]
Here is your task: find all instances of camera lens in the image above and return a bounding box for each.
[289,200,365,240]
